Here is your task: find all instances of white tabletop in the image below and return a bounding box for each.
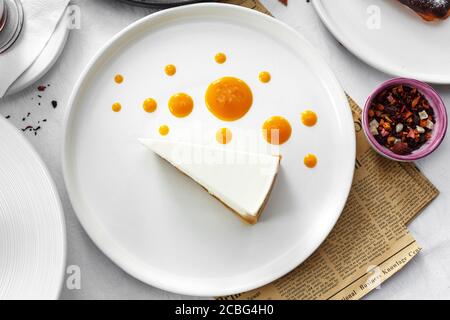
[0,0,449,300]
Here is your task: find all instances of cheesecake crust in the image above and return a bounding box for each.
[156,154,281,225]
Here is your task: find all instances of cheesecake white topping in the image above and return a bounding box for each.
[139,139,280,224]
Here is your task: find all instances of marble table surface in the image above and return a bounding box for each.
[0,0,449,300]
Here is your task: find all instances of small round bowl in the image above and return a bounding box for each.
[363,78,448,162]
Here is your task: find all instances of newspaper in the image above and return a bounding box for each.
[220,0,272,15]
[218,0,439,300]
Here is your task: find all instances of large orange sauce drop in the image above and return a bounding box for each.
[168,93,194,118]
[262,116,292,145]
[205,77,253,121]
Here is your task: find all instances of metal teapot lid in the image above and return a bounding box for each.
[0,0,23,54]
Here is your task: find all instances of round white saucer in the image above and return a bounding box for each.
[5,8,70,96]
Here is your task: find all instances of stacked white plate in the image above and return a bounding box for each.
[0,117,66,299]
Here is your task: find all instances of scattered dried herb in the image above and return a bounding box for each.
[18,83,56,136]
[368,85,435,155]
[21,125,41,136]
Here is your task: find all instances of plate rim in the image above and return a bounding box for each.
[312,0,450,84]
[62,3,355,296]
[0,116,67,300]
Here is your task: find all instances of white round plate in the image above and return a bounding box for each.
[0,117,66,300]
[313,0,450,84]
[63,3,355,296]
[5,7,70,96]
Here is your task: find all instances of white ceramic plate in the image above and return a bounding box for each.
[5,7,70,96]
[313,0,450,84]
[0,117,66,300]
[63,3,355,296]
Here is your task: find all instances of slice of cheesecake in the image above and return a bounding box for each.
[139,139,280,224]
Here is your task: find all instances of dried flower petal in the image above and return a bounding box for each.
[419,110,429,120]
[368,84,435,155]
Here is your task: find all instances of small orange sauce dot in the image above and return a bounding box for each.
[159,125,170,136]
[112,102,122,112]
[304,154,318,168]
[114,74,124,84]
[143,98,157,113]
[168,93,194,118]
[301,110,318,127]
[215,52,227,64]
[165,64,176,76]
[259,71,271,83]
[216,128,232,145]
[262,116,292,145]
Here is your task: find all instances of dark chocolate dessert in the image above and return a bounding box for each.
[399,0,450,21]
